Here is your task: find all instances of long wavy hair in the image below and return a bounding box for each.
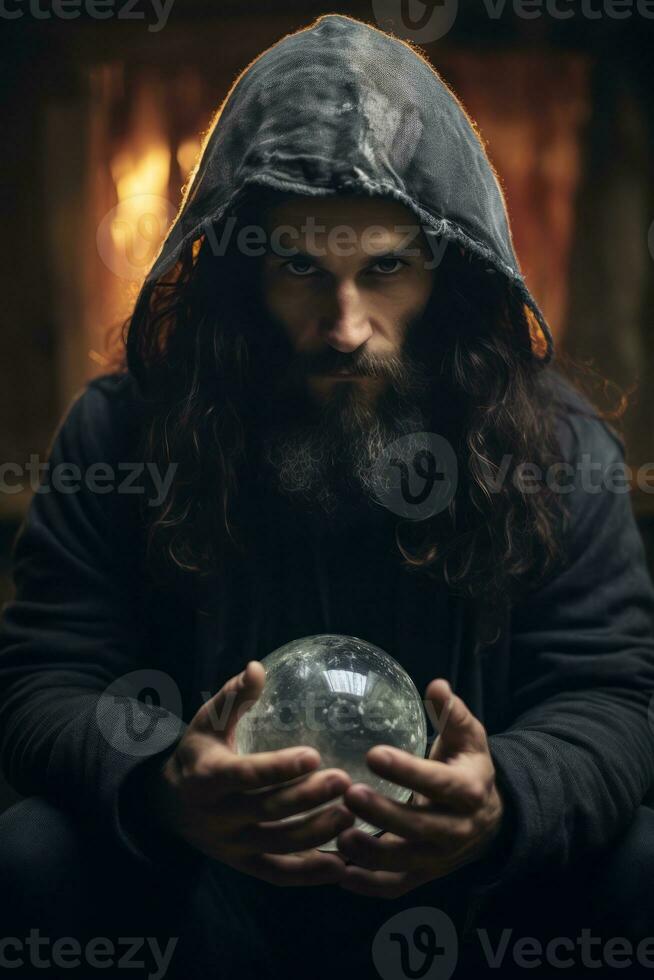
[105,190,626,628]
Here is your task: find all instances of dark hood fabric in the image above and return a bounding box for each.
[136,12,553,363]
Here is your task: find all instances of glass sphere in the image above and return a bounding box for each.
[233,634,427,851]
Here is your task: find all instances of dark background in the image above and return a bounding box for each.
[1,0,653,812]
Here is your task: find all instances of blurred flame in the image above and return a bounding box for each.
[107,82,172,263]
[109,142,171,256]
[177,137,201,180]
[111,143,171,201]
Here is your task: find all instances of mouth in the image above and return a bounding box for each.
[320,368,361,379]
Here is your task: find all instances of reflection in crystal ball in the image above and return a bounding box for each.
[233,634,428,851]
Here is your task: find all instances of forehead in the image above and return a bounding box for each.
[262,194,419,233]
[260,194,429,254]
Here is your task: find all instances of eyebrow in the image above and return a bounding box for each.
[265,245,421,264]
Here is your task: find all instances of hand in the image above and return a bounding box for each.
[335,678,505,898]
[147,661,355,886]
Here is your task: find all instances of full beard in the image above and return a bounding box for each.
[252,330,433,533]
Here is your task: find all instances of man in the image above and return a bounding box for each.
[1,13,654,980]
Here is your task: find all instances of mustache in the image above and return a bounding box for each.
[288,346,419,386]
[297,348,386,376]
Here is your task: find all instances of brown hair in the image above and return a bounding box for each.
[104,195,626,631]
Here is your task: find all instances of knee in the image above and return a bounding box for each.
[602,805,654,880]
[0,795,85,882]
[0,796,89,928]
[588,805,654,938]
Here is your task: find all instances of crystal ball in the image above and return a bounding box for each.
[233,634,428,851]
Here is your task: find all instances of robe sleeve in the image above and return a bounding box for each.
[463,407,654,928]
[0,379,205,879]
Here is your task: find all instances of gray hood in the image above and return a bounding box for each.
[138,12,553,362]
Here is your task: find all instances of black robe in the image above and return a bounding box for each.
[1,366,653,939]
[1,12,654,941]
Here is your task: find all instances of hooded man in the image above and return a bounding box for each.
[1,13,654,980]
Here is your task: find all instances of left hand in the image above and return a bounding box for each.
[335,678,505,898]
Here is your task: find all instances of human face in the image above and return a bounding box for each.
[249,194,437,526]
[259,195,436,407]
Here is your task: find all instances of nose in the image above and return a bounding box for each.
[322,281,373,352]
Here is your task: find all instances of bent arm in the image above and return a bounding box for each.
[0,379,204,876]
[470,412,654,913]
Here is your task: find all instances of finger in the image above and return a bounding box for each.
[241,850,349,887]
[197,742,322,798]
[338,866,425,899]
[194,660,265,744]
[363,746,487,811]
[425,679,488,758]
[343,784,474,844]
[237,804,355,854]
[336,828,439,872]
[222,768,352,825]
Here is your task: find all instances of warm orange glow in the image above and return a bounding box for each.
[108,142,171,258]
[111,143,170,201]
[177,137,202,181]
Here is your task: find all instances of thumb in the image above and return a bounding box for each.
[194,660,266,746]
[425,678,487,760]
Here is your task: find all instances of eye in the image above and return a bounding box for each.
[279,255,408,278]
[283,257,319,277]
[370,256,407,275]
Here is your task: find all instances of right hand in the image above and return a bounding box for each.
[147,660,356,886]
